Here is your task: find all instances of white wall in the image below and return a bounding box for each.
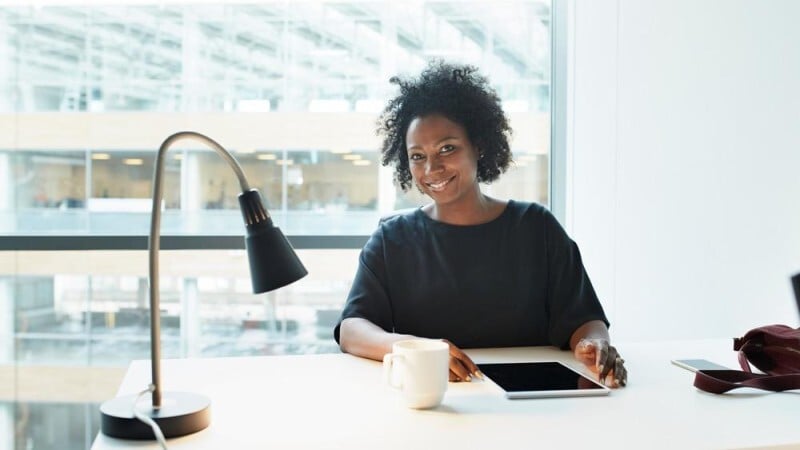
[568,0,800,341]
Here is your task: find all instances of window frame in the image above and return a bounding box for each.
[2,0,566,250]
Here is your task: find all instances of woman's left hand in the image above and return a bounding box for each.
[574,338,627,388]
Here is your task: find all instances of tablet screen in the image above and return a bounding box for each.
[478,361,609,398]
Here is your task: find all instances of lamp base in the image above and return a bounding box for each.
[100,391,211,440]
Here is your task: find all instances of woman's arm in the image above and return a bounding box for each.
[339,317,481,382]
[338,317,415,361]
[570,320,628,387]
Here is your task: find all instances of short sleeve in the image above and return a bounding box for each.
[543,210,609,349]
[333,226,394,344]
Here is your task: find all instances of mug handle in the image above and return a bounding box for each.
[383,353,404,389]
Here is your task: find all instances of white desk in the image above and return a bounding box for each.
[92,340,800,450]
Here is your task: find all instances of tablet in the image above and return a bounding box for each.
[478,361,610,399]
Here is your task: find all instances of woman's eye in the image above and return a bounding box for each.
[409,153,424,161]
[440,145,455,153]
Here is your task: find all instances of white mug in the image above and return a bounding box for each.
[382,339,449,409]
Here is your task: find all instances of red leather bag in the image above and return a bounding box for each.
[734,324,800,375]
[693,324,800,394]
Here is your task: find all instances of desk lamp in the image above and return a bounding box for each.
[100,131,308,439]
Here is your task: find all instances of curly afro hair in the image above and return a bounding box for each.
[377,60,513,191]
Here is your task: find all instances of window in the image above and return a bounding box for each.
[0,1,554,448]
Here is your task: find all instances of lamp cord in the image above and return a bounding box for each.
[133,385,169,450]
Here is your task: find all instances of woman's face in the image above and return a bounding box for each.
[405,114,480,206]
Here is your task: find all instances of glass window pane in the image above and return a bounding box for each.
[1,1,554,446]
[0,1,551,235]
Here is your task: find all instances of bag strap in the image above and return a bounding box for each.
[737,351,752,373]
[693,369,800,394]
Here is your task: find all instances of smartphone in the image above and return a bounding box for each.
[671,359,729,372]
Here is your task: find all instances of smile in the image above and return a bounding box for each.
[425,176,455,192]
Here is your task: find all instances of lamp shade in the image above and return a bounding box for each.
[238,189,308,293]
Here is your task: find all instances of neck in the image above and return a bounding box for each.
[427,187,501,225]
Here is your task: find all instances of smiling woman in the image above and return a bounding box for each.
[335,61,628,388]
[381,61,513,225]
[379,61,513,194]
[405,114,504,224]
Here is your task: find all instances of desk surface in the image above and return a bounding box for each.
[92,339,800,450]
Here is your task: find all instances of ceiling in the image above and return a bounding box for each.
[0,1,551,112]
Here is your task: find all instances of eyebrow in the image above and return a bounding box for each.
[407,136,460,151]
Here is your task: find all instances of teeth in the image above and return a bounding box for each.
[427,178,451,191]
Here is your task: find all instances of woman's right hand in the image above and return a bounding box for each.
[442,339,482,382]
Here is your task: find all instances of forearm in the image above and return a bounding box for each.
[569,319,610,351]
[338,317,415,361]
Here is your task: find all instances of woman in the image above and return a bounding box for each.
[334,61,627,387]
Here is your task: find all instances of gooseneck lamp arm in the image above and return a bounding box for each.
[150,131,254,408]
[100,131,307,440]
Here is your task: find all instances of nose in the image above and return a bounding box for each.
[425,154,444,175]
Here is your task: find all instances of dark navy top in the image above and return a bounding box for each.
[334,200,608,349]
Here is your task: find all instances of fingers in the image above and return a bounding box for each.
[573,339,597,370]
[613,354,628,387]
[598,344,615,381]
[575,339,628,388]
[449,355,472,381]
[443,339,482,382]
[449,365,473,382]
[601,350,628,388]
[574,338,608,374]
